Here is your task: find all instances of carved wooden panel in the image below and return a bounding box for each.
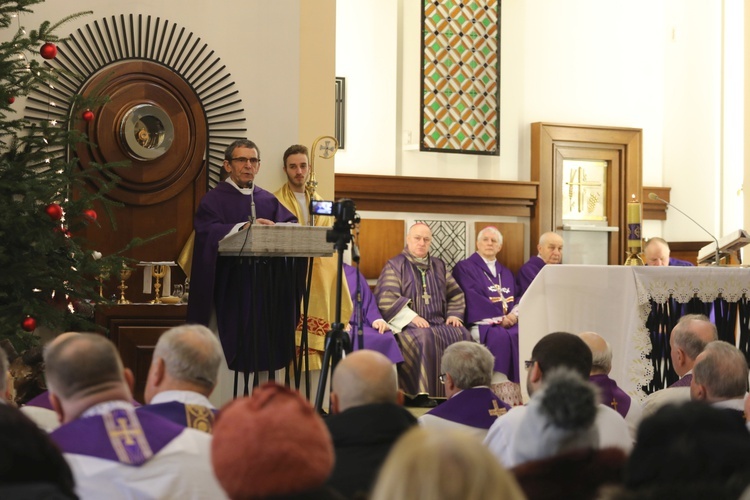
[357,219,405,280]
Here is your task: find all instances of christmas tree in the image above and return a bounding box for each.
[0,1,138,352]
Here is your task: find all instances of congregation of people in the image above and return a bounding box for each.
[3,138,750,499]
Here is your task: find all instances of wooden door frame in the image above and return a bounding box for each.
[531,123,642,265]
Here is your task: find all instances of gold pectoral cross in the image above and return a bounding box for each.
[488,400,507,417]
[610,397,618,411]
[422,291,431,305]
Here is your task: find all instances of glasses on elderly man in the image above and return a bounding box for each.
[439,373,446,384]
[230,157,260,165]
[524,359,535,369]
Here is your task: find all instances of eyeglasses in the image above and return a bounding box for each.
[524,359,535,369]
[230,157,260,165]
[439,373,446,384]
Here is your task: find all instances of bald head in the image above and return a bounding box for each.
[537,232,563,264]
[406,223,432,258]
[644,237,670,266]
[331,350,398,413]
[44,333,126,401]
[578,332,612,375]
[670,314,718,377]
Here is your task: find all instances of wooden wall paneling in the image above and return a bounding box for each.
[642,186,671,220]
[474,222,525,275]
[336,174,538,217]
[357,219,405,280]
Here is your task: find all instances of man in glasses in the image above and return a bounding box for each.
[187,139,297,403]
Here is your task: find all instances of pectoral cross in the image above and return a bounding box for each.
[488,400,507,417]
[422,291,431,305]
[610,397,618,411]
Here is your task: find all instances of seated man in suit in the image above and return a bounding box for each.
[690,341,748,419]
[325,350,416,498]
[375,223,471,397]
[644,237,693,266]
[45,333,226,499]
[419,341,511,439]
[139,324,222,433]
[515,231,563,299]
[643,314,717,417]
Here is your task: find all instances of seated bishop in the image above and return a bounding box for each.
[515,231,563,299]
[375,223,471,397]
[45,333,227,499]
[452,226,522,405]
[344,263,404,365]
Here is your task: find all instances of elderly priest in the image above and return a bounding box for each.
[375,223,470,397]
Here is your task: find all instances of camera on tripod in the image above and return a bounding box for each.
[310,198,359,244]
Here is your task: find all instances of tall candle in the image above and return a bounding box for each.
[627,194,641,249]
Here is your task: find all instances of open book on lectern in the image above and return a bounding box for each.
[697,229,750,265]
[218,224,334,258]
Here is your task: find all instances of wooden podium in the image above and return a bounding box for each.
[216,224,333,394]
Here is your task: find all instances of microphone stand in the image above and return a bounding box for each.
[649,193,720,266]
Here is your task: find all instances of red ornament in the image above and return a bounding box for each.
[83,209,97,221]
[82,110,95,122]
[21,316,37,332]
[7,96,14,104]
[40,42,57,60]
[45,203,63,220]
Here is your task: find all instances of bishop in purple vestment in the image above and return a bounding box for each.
[344,263,404,364]
[186,140,300,373]
[375,223,470,397]
[516,231,563,299]
[452,227,520,382]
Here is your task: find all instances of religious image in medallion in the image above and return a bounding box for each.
[562,159,608,221]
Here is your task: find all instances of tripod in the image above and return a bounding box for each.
[314,233,352,413]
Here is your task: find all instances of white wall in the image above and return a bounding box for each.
[5,0,312,193]
[337,0,735,242]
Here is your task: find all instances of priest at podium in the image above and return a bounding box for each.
[187,139,297,375]
[643,237,693,267]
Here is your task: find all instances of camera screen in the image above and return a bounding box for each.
[310,200,334,215]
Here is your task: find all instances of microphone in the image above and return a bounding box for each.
[648,192,720,266]
[247,182,256,225]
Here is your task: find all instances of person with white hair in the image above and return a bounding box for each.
[690,340,749,418]
[138,324,223,433]
[452,226,522,404]
[419,341,511,439]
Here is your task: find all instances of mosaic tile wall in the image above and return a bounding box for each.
[421,0,500,155]
[417,219,467,271]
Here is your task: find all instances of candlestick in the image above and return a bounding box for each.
[624,194,644,265]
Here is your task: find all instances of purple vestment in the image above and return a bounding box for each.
[186,182,303,372]
[452,253,520,382]
[669,373,693,388]
[515,255,545,300]
[137,402,218,434]
[589,374,632,419]
[669,257,694,267]
[375,251,470,397]
[51,408,183,465]
[344,264,404,364]
[426,387,510,429]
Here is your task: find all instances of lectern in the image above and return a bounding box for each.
[217,225,333,395]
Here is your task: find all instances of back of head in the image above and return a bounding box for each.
[370,427,525,500]
[211,383,334,499]
[441,341,494,389]
[154,324,223,391]
[0,404,76,497]
[44,333,124,400]
[509,368,599,466]
[332,350,398,411]
[0,345,8,397]
[693,341,749,400]
[671,314,718,360]
[626,401,750,496]
[533,332,593,380]
[578,331,612,375]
